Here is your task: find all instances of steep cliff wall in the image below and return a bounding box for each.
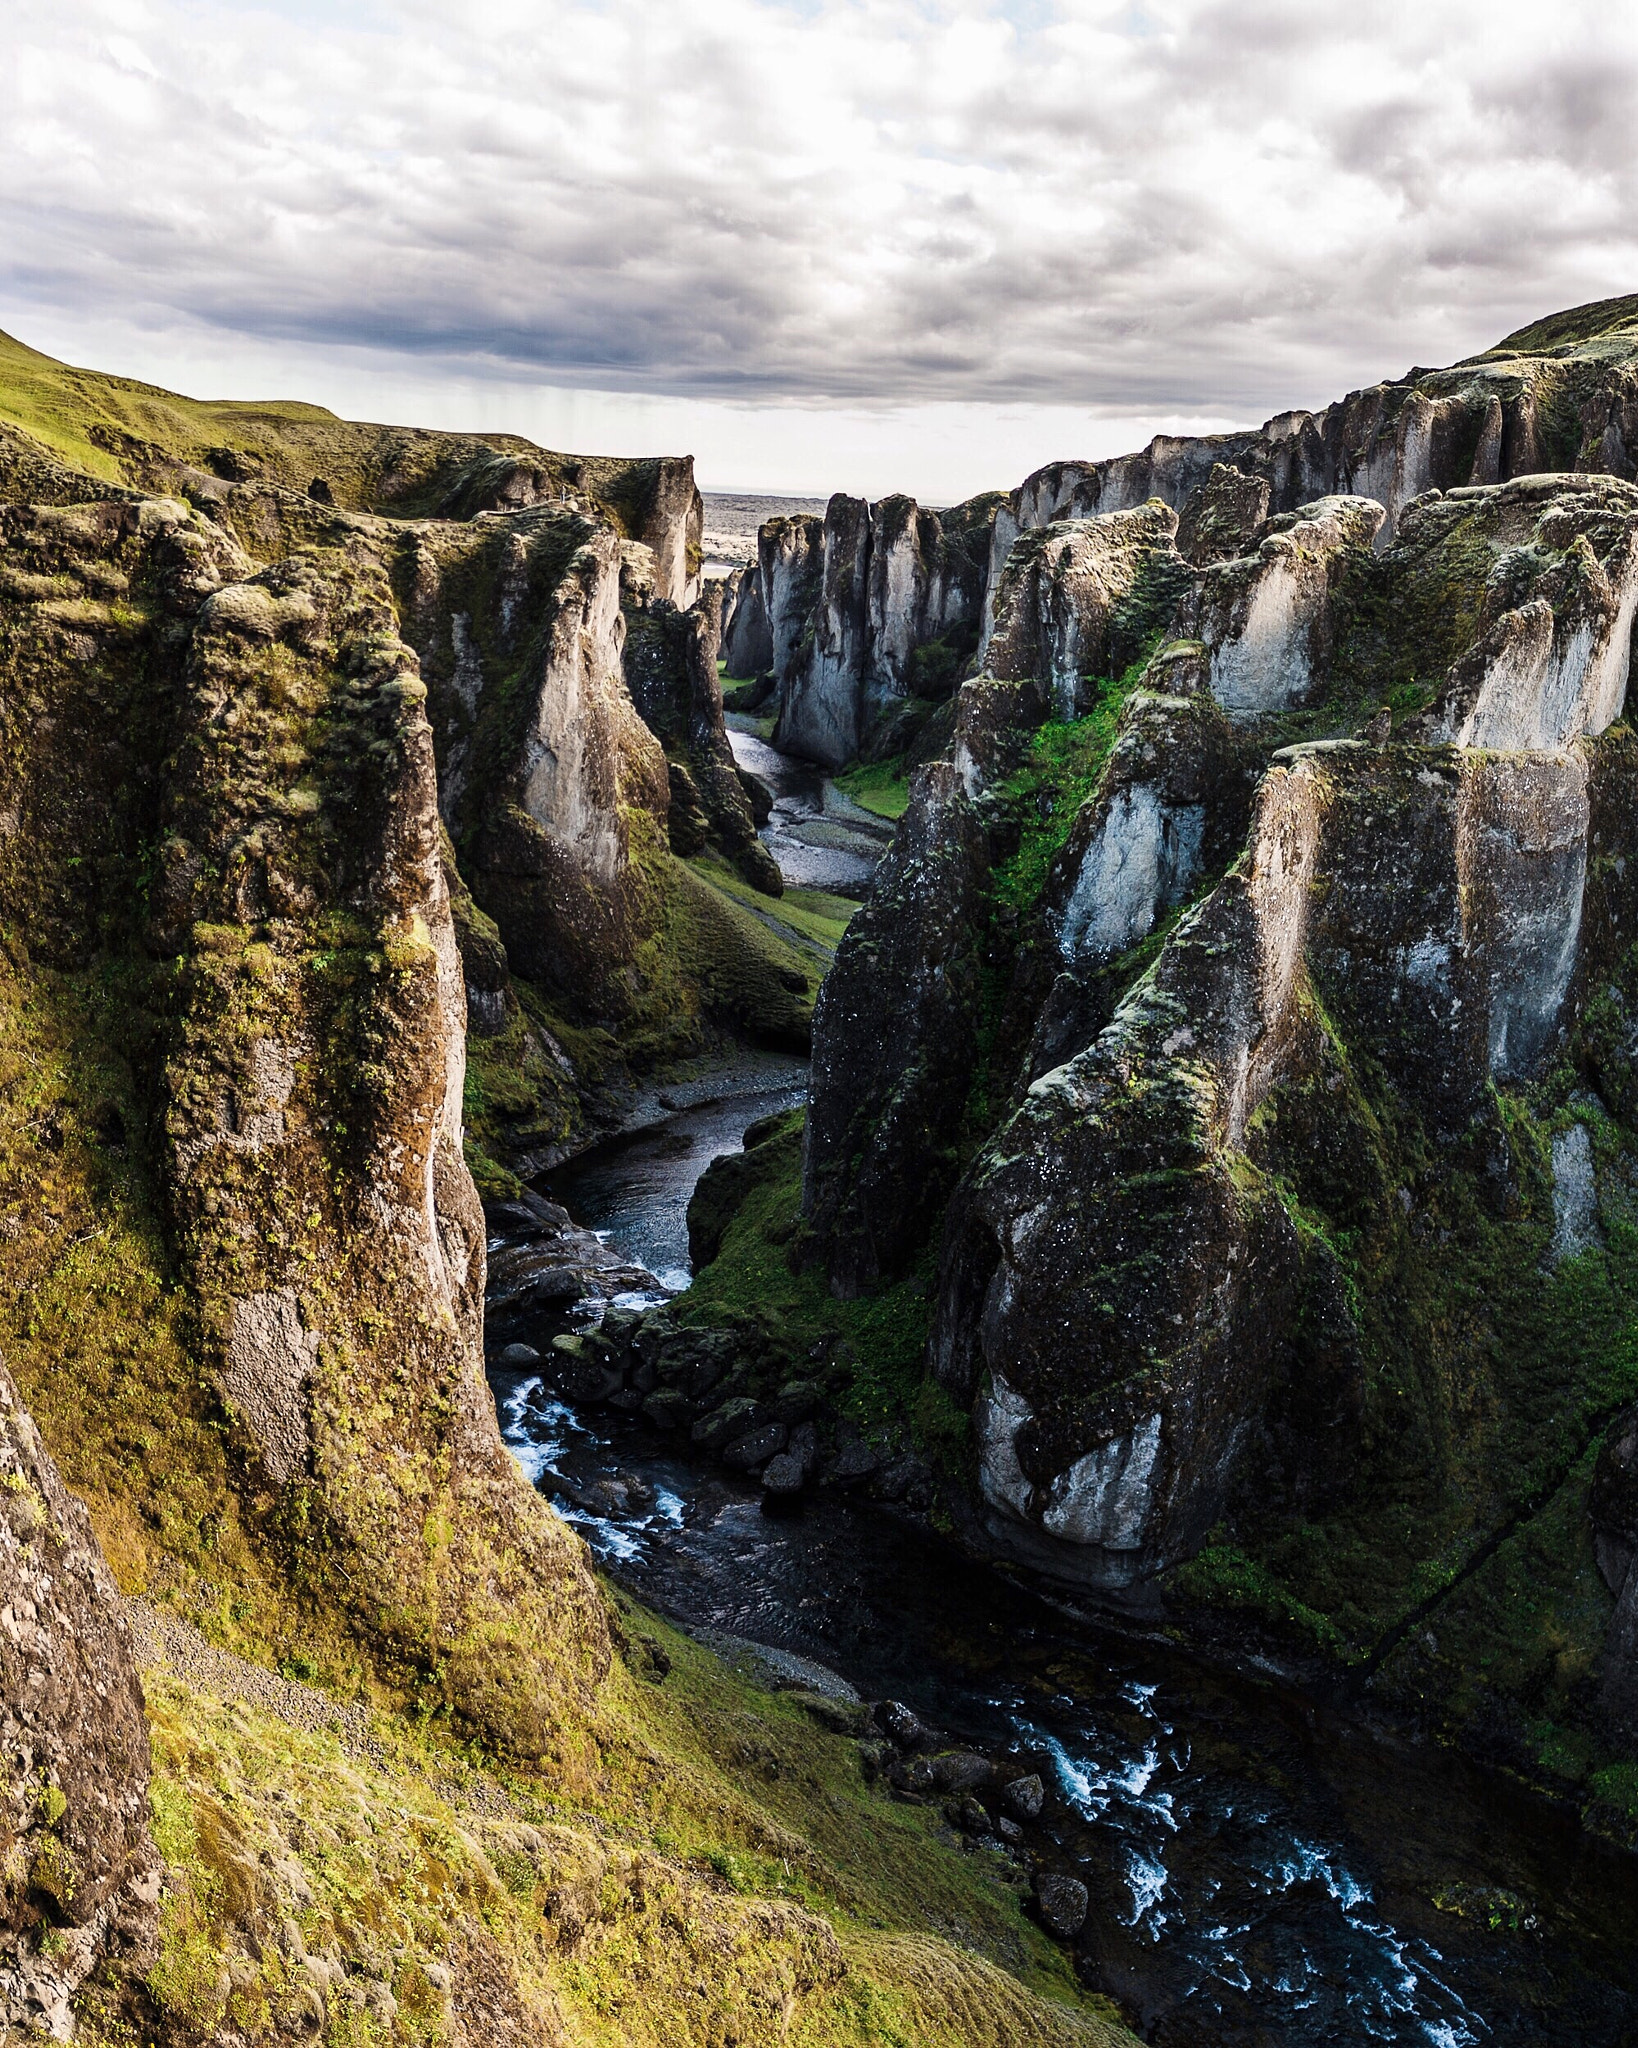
[792,461,1638,1792]
[0,1360,158,2038]
[751,490,998,768]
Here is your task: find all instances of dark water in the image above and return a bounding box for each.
[541,1073,806,1291]
[490,733,1638,2045]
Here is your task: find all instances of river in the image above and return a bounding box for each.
[485,727,1638,2045]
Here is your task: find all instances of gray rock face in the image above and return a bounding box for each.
[931,731,1618,1587]
[1178,496,1385,720]
[760,513,826,699]
[977,500,1187,717]
[721,561,773,681]
[776,494,873,768]
[986,299,1638,627]
[751,491,996,768]
[803,759,996,1294]
[621,572,782,894]
[1400,476,1638,750]
[0,1360,158,2039]
[1176,462,1272,566]
[416,515,673,1012]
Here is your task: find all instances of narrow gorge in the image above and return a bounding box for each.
[6,290,1638,2048]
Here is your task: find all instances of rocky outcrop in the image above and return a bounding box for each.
[408,511,670,1015]
[621,455,705,610]
[0,1360,158,2039]
[752,492,997,768]
[1039,685,1250,1067]
[760,513,826,696]
[775,494,873,767]
[1397,476,1638,749]
[930,736,1614,1584]
[1175,462,1271,566]
[721,561,773,682]
[622,572,782,894]
[0,496,613,1760]
[803,761,995,1293]
[985,293,1638,638]
[1178,496,1385,720]
[977,499,1188,716]
[797,454,1638,1796]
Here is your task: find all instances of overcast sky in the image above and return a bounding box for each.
[5,0,1637,499]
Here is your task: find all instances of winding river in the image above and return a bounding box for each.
[485,727,1638,2046]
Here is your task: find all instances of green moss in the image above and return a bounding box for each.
[835,757,913,820]
[990,648,1155,916]
[1169,1542,1350,1657]
[678,1113,953,1460]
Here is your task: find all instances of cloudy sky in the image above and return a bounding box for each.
[5,0,1636,499]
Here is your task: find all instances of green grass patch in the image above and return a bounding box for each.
[678,1113,955,1453]
[836,756,913,820]
[687,853,851,960]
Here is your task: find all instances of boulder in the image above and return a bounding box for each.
[1034,1874,1089,1941]
[760,1451,807,1497]
[722,1421,789,1472]
[876,1700,926,1750]
[692,1396,768,1453]
[824,1440,882,1486]
[1001,1773,1045,1821]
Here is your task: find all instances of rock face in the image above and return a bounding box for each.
[721,560,773,682]
[795,448,1638,1775]
[1177,496,1384,719]
[978,500,1188,715]
[776,494,874,767]
[0,491,612,1761]
[749,492,997,768]
[918,471,1638,1588]
[0,1359,158,2039]
[804,760,996,1293]
[622,572,782,893]
[934,739,1606,1583]
[803,504,1197,1296]
[412,513,672,1015]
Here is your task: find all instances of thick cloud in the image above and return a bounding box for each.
[5,0,1638,426]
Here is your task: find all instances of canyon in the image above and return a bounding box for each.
[4,291,1638,2044]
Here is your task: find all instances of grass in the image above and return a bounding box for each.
[688,855,857,956]
[835,757,913,821]
[115,1594,1124,2048]
[989,650,1154,915]
[677,1112,971,1460]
